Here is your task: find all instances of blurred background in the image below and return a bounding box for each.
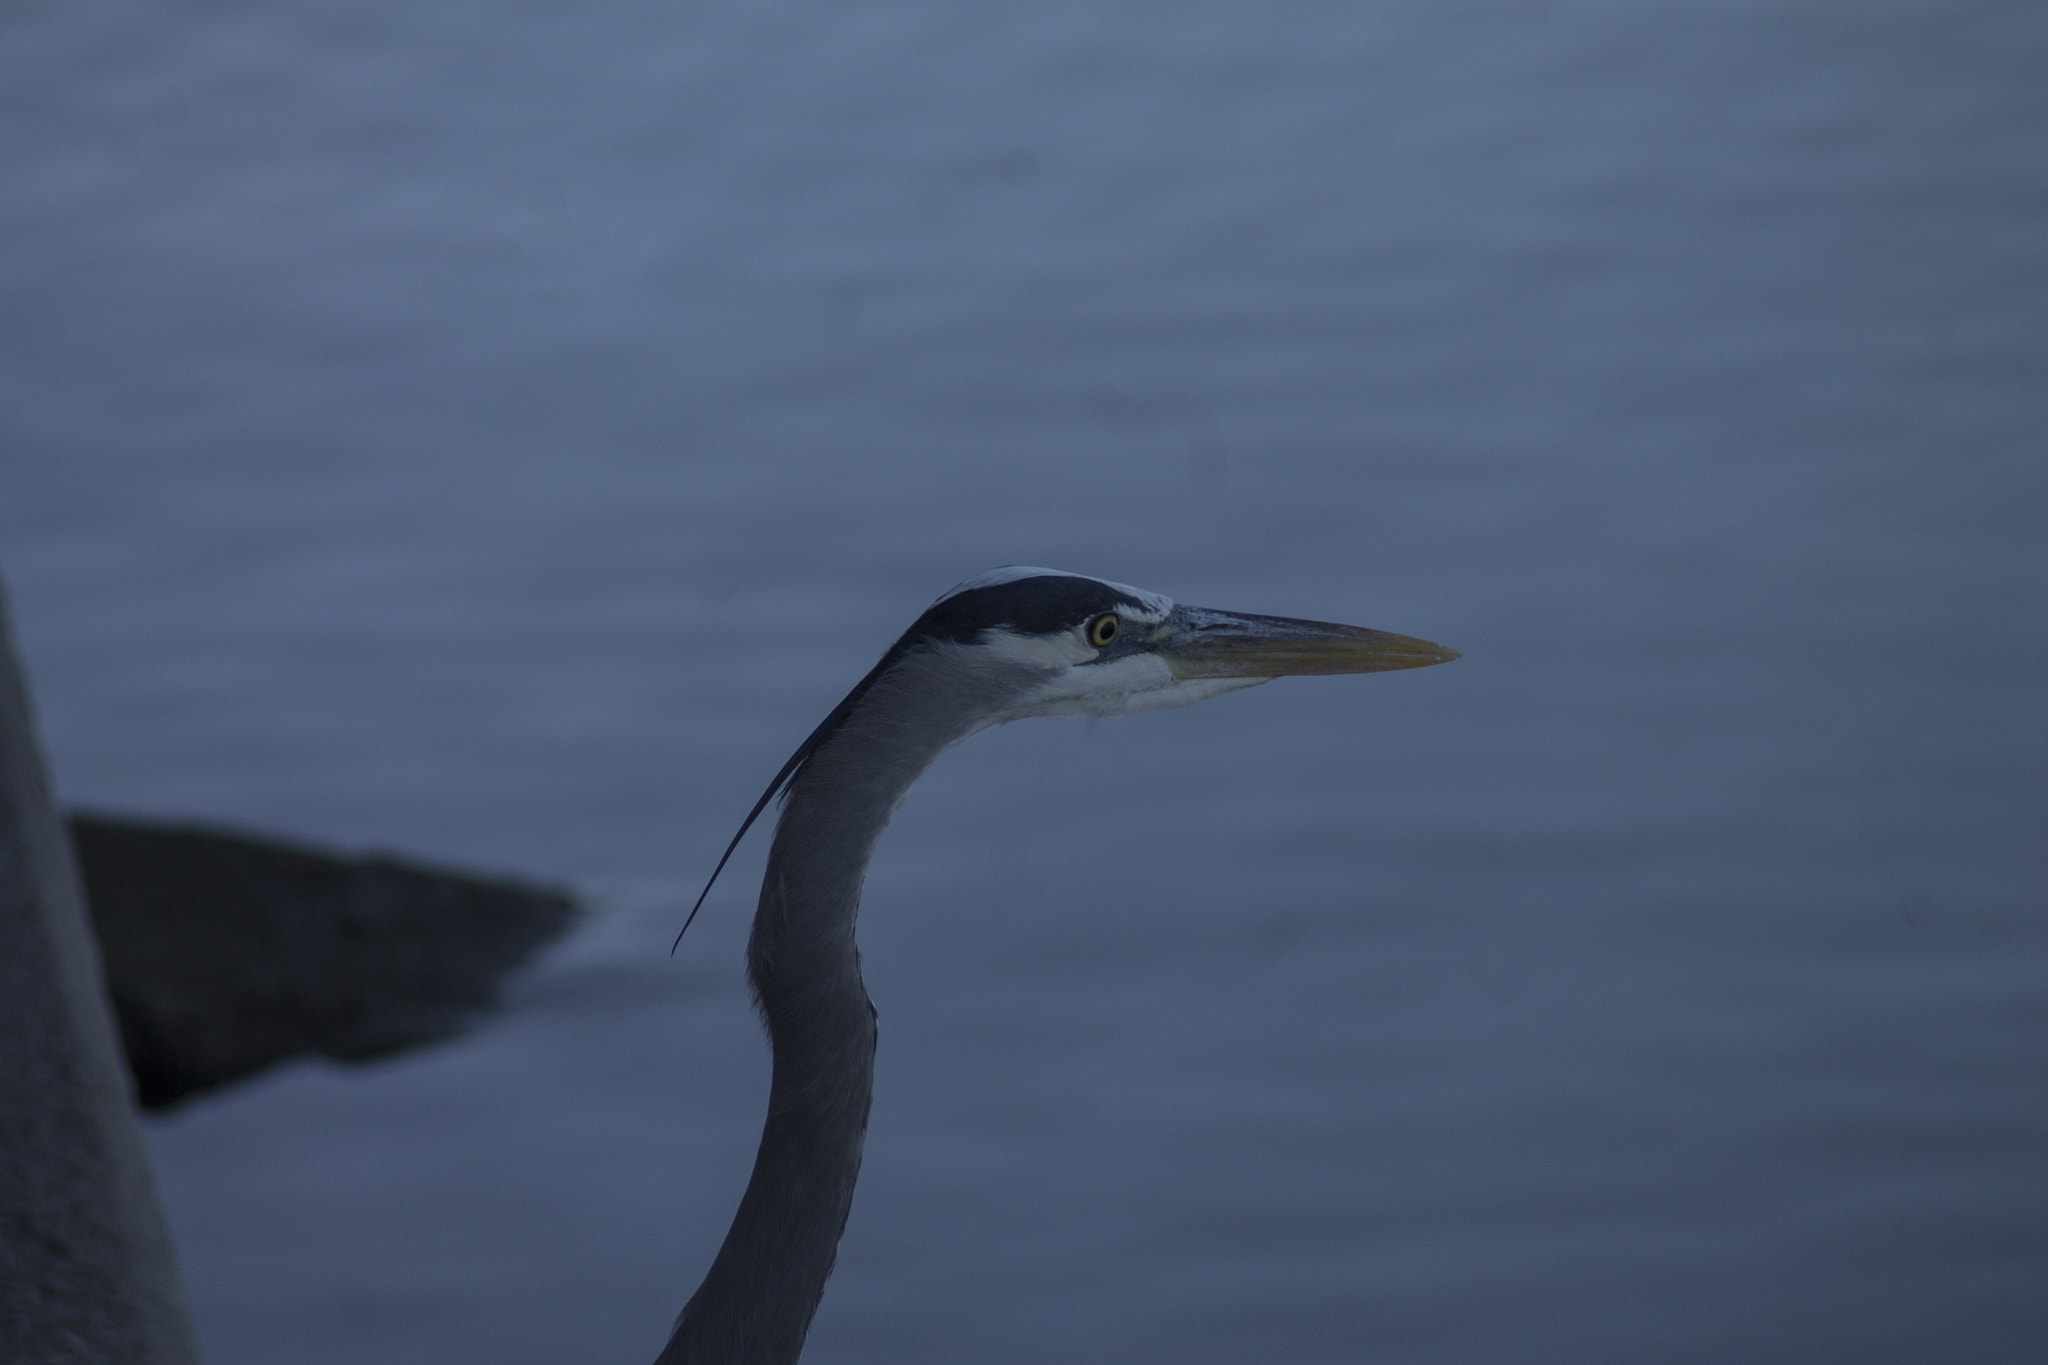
[2,1,2043,1362]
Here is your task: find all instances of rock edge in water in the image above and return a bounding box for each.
[71,812,580,1111]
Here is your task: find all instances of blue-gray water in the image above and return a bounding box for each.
[3,2,2044,1362]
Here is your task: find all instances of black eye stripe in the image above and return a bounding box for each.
[911,576,1149,644]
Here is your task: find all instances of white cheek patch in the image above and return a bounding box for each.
[979,625,1097,669]
[1003,652,1270,719]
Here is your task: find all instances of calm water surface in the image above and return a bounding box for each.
[2,2,2044,1362]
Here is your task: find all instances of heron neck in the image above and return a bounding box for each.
[657,645,1038,1365]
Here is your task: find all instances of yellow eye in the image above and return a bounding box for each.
[1088,613,1119,648]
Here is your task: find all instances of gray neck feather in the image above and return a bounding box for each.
[656,644,1042,1365]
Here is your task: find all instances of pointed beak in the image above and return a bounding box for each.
[1154,605,1460,679]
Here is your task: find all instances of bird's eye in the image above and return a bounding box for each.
[1088,614,1119,648]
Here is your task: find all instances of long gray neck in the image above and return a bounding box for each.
[656,646,1037,1365]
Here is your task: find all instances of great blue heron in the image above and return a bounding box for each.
[656,567,1458,1365]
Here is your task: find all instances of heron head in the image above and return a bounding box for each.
[674,567,1459,947]
[909,566,1459,722]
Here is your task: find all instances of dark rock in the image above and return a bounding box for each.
[68,813,579,1111]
